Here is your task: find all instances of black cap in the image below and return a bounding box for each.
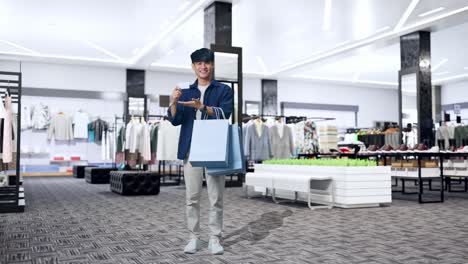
[190,48,214,63]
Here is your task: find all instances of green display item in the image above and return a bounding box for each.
[263,159,376,167]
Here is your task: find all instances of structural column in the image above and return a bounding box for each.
[400,31,433,146]
[204,1,232,48]
[126,69,146,119]
[261,79,278,116]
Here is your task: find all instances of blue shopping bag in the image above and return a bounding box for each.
[207,124,246,176]
[189,108,230,168]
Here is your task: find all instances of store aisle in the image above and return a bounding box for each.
[2,177,468,264]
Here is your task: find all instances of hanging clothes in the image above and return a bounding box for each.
[90,118,108,143]
[12,114,17,153]
[269,123,294,159]
[156,120,180,161]
[47,113,73,141]
[244,122,272,161]
[2,95,13,163]
[21,105,32,130]
[101,129,115,161]
[454,125,468,148]
[128,122,143,153]
[31,103,50,130]
[140,124,152,161]
[436,124,451,150]
[318,125,338,153]
[116,126,126,153]
[73,111,89,139]
[150,123,159,154]
[88,123,95,142]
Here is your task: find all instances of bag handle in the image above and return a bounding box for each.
[214,107,226,120]
[203,107,227,120]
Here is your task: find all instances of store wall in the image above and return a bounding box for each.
[441,81,468,105]
[0,60,126,168]
[277,80,399,128]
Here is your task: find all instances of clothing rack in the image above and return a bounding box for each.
[147,115,182,185]
[0,71,23,213]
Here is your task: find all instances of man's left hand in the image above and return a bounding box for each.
[179,98,204,110]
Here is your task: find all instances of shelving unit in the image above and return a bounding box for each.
[0,71,24,213]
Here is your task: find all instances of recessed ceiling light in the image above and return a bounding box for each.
[418,7,445,17]
[132,48,139,55]
[166,49,175,56]
[464,67,468,70]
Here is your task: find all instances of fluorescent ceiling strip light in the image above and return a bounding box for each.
[274,4,468,76]
[418,7,445,17]
[132,0,211,64]
[323,0,332,31]
[0,39,39,54]
[0,50,129,64]
[178,1,191,11]
[256,56,268,73]
[399,5,468,33]
[432,58,448,72]
[83,40,123,61]
[394,0,420,31]
[434,73,468,83]
[272,30,395,75]
[374,26,390,33]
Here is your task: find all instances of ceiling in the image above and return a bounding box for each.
[1,0,468,88]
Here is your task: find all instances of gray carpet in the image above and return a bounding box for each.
[2,177,468,264]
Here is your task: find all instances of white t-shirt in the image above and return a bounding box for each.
[196,84,209,120]
[73,111,89,139]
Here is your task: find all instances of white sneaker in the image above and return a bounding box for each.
[184,238,201,254]
[429,146,440,152]
[208,238,224,255]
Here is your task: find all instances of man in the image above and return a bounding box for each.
[167,48,233,255]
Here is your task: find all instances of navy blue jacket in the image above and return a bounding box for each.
[167,79,233,160]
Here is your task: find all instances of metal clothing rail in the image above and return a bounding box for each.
[0,71,23,213]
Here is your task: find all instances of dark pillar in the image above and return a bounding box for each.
[400,31,433,146]
[204,1,232,48]
[432,85,442,124]
[261,79,278,116]
[126,69,146,119]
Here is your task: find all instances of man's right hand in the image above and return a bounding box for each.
[171,86,182,105]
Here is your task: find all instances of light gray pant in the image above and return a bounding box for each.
[184,159,225,239]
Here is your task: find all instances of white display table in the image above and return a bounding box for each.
[247,164,392,208]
